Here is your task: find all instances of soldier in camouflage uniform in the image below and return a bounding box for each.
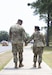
[9,19,27,68]
[26,26,45,68]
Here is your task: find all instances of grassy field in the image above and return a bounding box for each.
[43,46,52,68]
[0,51,12,70]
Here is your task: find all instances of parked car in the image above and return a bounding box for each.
[1,40,8,46]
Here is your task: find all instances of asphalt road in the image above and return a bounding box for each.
[0,45,12,53]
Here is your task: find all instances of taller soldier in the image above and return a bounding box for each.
[26,26,45,68]
[9,19,27,68]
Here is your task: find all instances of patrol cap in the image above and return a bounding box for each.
[35,26,40,31]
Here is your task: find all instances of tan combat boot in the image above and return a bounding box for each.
[15,62,17,69]
[38,63,41,68]
[33,63,36,67]
[19,63,24,67]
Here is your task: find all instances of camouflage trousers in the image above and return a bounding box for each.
[33,47,44,64]
[12,43,23,63]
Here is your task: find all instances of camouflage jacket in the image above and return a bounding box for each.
[27,31,45,47]
[9,24,27,44]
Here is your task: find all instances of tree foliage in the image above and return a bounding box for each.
[0,31,9,42]
[31,0,52,21]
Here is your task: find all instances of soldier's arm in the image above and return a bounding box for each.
[26,33,34,44]
[41,34,45,45]
[9,27,12,39]
[22,28,28,42]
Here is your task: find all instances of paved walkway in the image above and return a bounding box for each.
[0,45,52,75]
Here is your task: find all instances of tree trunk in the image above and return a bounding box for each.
[46,13,49,46]
[51,21,52,26]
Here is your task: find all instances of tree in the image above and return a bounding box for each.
[49,25,52,42]
[27,0,52,46]
[0,31,9,42]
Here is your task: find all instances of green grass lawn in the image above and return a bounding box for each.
[43,46,52,68]
[0,51,12,70]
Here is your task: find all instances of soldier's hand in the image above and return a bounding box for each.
[25,41,27,46]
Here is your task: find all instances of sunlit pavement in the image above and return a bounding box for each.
[0,45,52,75]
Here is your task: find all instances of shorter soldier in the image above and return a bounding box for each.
[9,19,27,68]
[26,26,45,68]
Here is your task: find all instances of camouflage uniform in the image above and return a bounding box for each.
[9,24,27,68]
[27,31,45,68]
